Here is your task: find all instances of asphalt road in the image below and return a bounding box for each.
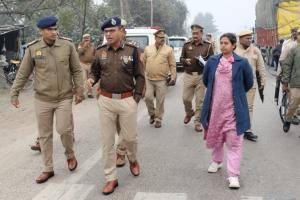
[0,71,299,200]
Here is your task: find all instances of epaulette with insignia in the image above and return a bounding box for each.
[125,41,138,48]
[204,39,211,44]
[26,39,40,48]
[184,40,192,45]
[96,43,107,50]
[59,36,72,42]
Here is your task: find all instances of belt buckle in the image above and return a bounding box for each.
[112,93,122,99]
[192,72,198,76]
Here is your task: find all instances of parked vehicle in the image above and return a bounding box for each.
[0,25,33,89]
[102,27,169,51]
[169,36,188,70]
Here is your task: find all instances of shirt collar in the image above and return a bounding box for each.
[237,42,251,51]
[40,38,61,48]
[192,39,204,46]
[107,40,126,51]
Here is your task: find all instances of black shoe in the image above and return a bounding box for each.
[244,131,258,142]
[87,94,94,98]
[283,121,291,132]
[149,115,155,124]
[291,116,300,125]
[30,141,41,152]
[154,121,162,128]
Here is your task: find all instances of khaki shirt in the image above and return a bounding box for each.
[180,40,214,74]
[78,42,96,64]
[90,41,145,101]
[279,38,297,62]
[143,44,176,81]
[235,43,267,87]
[10,37,84,103]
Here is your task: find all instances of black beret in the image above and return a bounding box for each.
[101,16,122,31]
[36,16,58,29]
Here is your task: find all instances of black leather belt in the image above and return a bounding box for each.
[185,71,201,75]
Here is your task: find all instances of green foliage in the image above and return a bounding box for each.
[0,0,188,44]
[193,12,218,34]
[104,0,188,36]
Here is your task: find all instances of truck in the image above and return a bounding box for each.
[255,0,300,63]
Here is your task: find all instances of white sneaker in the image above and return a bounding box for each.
[208,162,222,173]
[228,176,240,189]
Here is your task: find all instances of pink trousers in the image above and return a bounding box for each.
[211,130,244,177]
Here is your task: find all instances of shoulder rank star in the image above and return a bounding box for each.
[101,51,107,59]
[188,46,193,50]
[35,50,42,56]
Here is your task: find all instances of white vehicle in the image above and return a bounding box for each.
[102,27,169,51]
[169,36,188,69]
[125,27,157,50]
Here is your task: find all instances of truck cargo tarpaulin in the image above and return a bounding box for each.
[277,1,300,39]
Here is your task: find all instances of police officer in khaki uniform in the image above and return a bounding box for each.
[180,24,214,132]
[78,33,96,98]
[115,20,145,168]
[143,29,177,128]
[87,16,145,195]
[10,16,84,183]
[282,30,300,132]
[279,28,300,124]
[235,30,267,141]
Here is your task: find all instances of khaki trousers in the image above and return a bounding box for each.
[286,88,300,122]
[182,73,205,124]
[144,79,168,122]
[116,116,127,156]
[81,62,93,96]
[34,98,75,172]
[246,87,256,123]
[98,95,138,181]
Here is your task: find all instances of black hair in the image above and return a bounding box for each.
[220,33,237,45]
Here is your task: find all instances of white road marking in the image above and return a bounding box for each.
[241,196,264,200]
[33,184,94,200]
[133,192,187,200]
[59,184,94,200]
[32,149,101,200]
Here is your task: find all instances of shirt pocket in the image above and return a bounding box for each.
[158,53,168,64]
[34,56,48,68]
[121,56,134,75]
[58,56,70,67]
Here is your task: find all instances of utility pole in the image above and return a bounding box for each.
[81,0,88,39]
[120,0,124,18]
[150,0,153,26]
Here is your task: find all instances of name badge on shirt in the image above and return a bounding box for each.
[100,51,107,60]
[121,55,133,64]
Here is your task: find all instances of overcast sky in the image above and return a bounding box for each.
[184,0,257,33]
[94,0,257,34]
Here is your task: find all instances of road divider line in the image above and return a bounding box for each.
[241,196,264,200]
[133,192,187,200]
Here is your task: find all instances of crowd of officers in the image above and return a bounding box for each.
[8,14,299,195]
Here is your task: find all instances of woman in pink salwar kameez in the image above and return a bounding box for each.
[200,33,253,189]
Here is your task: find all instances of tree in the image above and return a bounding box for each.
[193,12,218,35]
[0,0,108,43]
[104,0,188,36]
